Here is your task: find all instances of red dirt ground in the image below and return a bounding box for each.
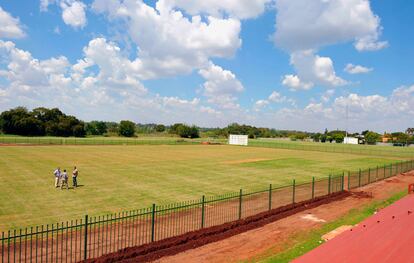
[75,172,414,263]
[154,172,414,263]
[84,192,349,263]
[294,193,414,263]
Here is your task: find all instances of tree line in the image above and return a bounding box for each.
[1,107,413,144]
[0,107,86,137]
[0,107,201,138]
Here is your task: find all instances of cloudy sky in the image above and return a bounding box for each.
[0,0,413,132]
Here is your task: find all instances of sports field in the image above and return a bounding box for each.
[0,144,404,230]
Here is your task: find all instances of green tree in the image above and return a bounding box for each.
[176,124,199,138]
[85,121,107,135]
[312,133,321,142]
[155,124,166,132]
[72,124,86,137]
[169,123,184,134]
[118,120,136,137]
[365,131,380,145]
[333,133,345,143]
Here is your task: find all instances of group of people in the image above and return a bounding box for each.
[53,166,79,190]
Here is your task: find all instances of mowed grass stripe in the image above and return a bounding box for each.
[0,144,401,230]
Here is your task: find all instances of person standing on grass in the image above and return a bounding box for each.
[53,167,61,188]
[72,166,78,188]
[61,169,69,190]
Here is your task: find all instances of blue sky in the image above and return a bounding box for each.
[0,0,413,132]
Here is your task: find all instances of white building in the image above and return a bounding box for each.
[343,137,359,145]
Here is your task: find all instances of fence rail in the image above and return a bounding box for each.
[249,140,414,158]
[0,137,205,146]
[1,160,413,262]
[2,137,414,158]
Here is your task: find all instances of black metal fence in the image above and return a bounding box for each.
[1,160,413,263]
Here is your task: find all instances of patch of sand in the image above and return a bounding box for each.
[301,214,326,223]
[321,225,353,241]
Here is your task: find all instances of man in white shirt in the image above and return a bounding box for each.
[53,167,61,188]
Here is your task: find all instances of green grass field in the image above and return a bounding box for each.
[0,144,404,230]
[2,135,414,158]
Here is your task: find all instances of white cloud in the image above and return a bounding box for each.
[0,7,25,39]
[354,32,388,51]
[247,84,414,132]
[283,50,347,89]
[274,0,387,90]
[40,0,56,11]
[282,74,313,91]
[92,0,242,79]
[199,62,244,110]
[333,93,387,114]
[253,91,296,111]
[344,63,373,74]
[321,89,335,102]
[0,39,239,127]
[40,0,87,29]
[273,0,387,52]
[53,26,61,35]
[254,99,269,110]
[268,91,285,103]
[156,0,272,19]
[60,0,87,28]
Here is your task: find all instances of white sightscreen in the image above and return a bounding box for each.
[344,137,358,144]
[228,134,248,146]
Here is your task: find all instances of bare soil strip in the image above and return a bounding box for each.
[84,192,350,263]
[155,172,414,263]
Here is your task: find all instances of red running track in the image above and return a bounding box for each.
[294,194,414,263]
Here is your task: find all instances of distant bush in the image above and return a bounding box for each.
[170,123,199,138]
[118,120,136,137]
[365,131,381,145]
[155,124,166,132]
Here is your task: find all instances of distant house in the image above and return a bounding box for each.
[382,134,394,143]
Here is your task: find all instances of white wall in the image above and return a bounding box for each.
[229,135,248,146]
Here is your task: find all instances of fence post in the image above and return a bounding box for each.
[311,177,315,199]
[238,189,243,220]
[84,215,88,260]
[342,172,345,191]
[384,165,386,179]
[348,171,350,190]
[376,166,379,181]
[328,175,331,195]
[292,179,296,204]
[358,169,361,187]
[268,184,272,211]
[1,232,4,263]
[201,196,205,228]
[151,204,156,242]
[368,168,371,184]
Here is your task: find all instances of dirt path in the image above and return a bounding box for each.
[155,172,414,263]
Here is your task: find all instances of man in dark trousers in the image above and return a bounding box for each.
[72,166,78,188]
[61,169,69,190]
